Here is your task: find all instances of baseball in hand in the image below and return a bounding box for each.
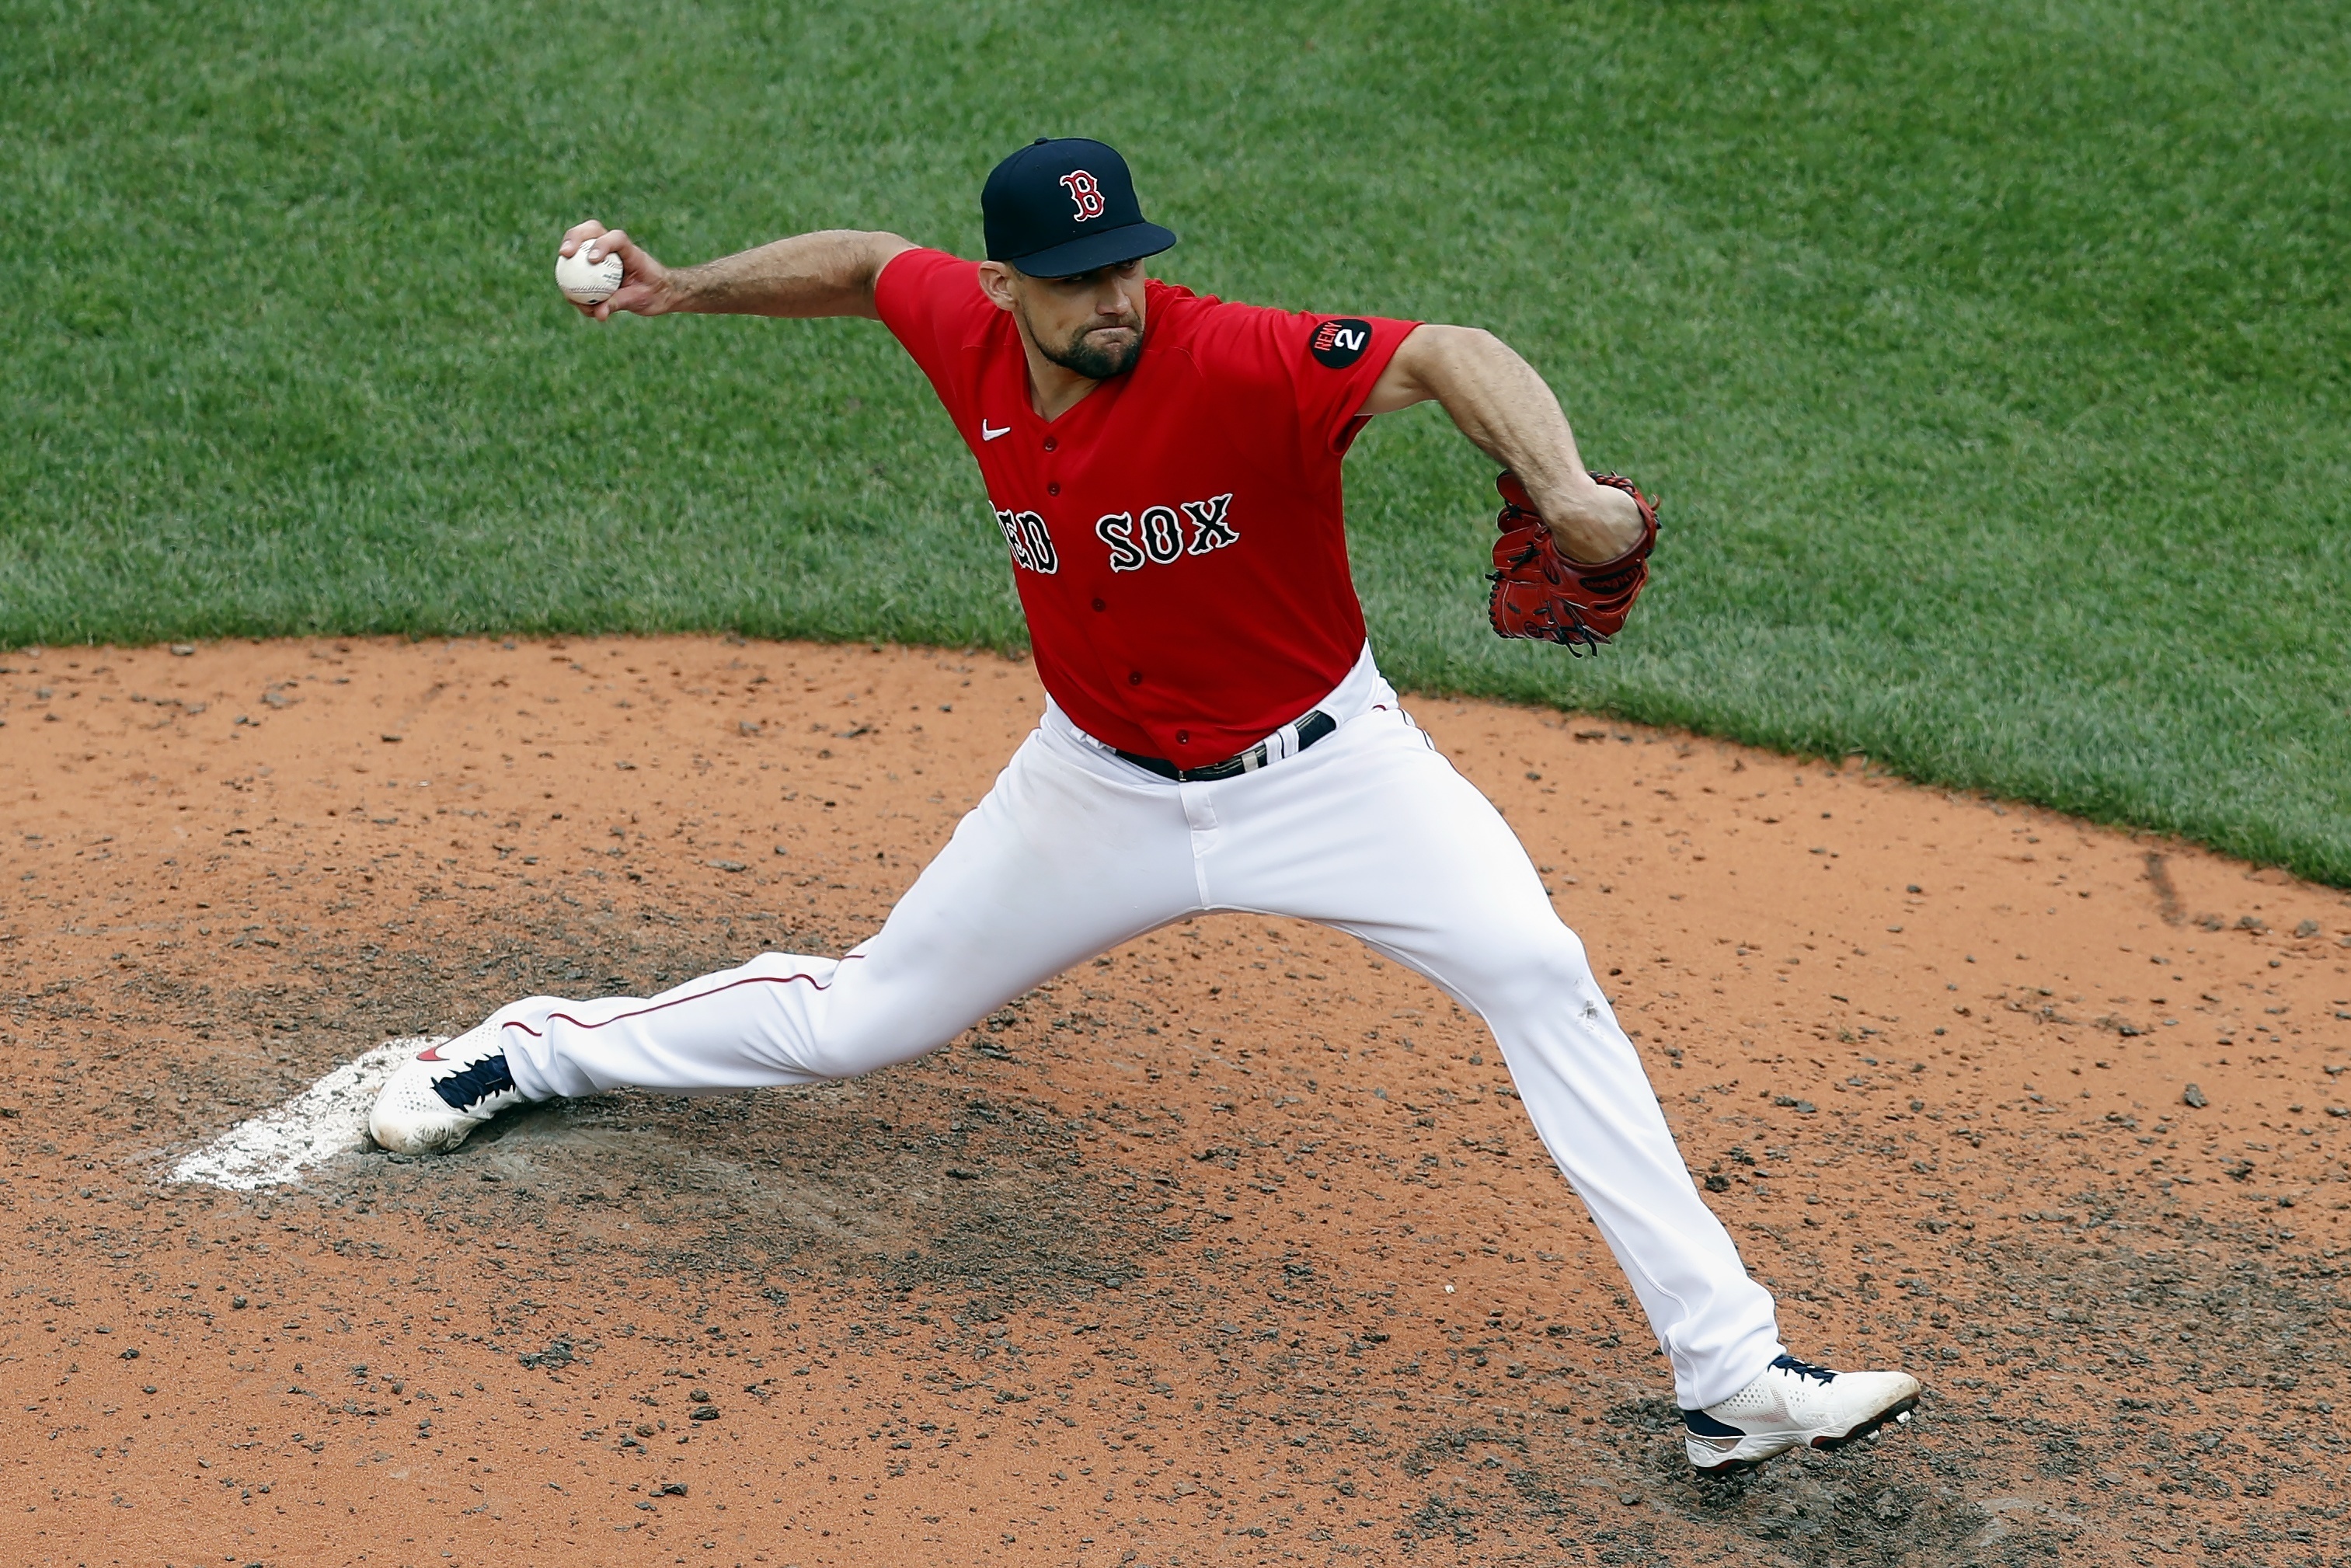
[556,243,625,307]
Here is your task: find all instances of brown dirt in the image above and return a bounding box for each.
[4,633,2349,1568]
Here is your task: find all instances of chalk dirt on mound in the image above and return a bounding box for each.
[2,635,2348,1567]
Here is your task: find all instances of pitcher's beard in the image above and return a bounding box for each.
[1040,322,1143,381]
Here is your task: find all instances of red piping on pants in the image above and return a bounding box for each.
[493,954,867,1039]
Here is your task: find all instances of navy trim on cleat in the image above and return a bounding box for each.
[1683,1357,1923,1474]
[1769,1354,1837,1385]
[369,1026,529,1155]
[1682,1409,1745,1439]
[432,1053,516,1111]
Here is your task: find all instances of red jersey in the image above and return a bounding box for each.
[873,247,1416,762]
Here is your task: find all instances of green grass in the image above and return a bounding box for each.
[6,1,2347,881]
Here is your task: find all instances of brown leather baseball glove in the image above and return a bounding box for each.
[1487,470,1659,653]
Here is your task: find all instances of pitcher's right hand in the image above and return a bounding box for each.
[558,221,676,321]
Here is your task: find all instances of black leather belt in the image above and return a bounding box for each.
[1116,709,1339,782]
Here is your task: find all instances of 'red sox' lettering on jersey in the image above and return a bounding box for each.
[875,246,1414,761]
[1093,493,1237,572]
[992,506,1060,573]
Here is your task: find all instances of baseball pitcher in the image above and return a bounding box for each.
[371,138,1918,1472]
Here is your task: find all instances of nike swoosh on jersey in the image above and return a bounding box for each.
[980,421,1010,441]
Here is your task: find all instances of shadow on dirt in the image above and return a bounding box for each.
[448,1073,1176,1298]
[1379,1409,2008,1568]
[117,918,1178,1309]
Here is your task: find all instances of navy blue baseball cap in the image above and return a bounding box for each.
[982,138,1177,278]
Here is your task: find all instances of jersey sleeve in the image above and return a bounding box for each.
[1180,297,1420,461]
[1280,311,1419,456]
[873,247,992,405]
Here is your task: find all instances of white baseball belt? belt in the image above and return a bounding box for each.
[1047,641,1401,784]
[1113,709,1339,782]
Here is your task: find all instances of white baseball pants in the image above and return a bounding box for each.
[492,647,1783,1408]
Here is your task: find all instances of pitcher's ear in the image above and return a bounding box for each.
[975,260,1019,313]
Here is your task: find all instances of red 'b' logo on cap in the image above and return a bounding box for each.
[1059,170,1106,221]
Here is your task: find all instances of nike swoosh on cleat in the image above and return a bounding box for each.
[415,1044,448,1061]
[980,420,1009,441]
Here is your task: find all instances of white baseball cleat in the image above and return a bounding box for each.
[1683,1355,1921,1473]
[367,1023,528,1155]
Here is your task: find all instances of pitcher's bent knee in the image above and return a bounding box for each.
[1447,919,1602,1016]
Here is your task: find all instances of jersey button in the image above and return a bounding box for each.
[1047,483,1061,497]
[1043,437,1058,452]
[1091,598,1106,612]
[1127,670,1143,686]
[1176,730,1189,746]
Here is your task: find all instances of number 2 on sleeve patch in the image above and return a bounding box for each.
[1309,318,1373,369]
